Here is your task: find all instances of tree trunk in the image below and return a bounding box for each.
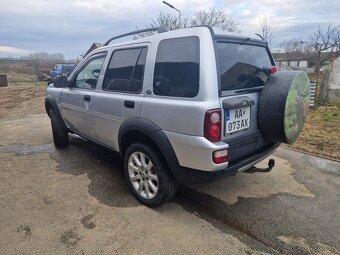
[314,51,321,106]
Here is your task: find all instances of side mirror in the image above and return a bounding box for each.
[53,76,68,88]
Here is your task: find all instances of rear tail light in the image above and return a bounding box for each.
[213,149,228,164]
[271,66,278,74]
[204,109,222,143]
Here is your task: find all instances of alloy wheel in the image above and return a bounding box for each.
[128,151,159,199]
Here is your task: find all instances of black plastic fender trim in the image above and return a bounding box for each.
[118,117,159,154]
[45,95,69,131]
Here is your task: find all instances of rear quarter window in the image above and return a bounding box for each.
[153,37,199,98]
[217,43,273,91]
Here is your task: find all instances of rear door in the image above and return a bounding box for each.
[60,53,107,138]
[91,45,149,150]
[215,40,275,162]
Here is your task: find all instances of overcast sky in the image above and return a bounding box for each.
[0,0,339,59]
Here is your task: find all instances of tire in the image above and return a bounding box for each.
[124,143,178,207]
[258,71,310,144]
[50,109,69,148]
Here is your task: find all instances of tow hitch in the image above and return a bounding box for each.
[244,159,275,173]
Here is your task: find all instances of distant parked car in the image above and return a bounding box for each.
[50,64,76,80]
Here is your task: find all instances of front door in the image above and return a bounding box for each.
[60,53,107,139]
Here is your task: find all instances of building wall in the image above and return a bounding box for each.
[328,57,340,105]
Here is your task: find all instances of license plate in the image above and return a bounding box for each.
[225,106,251,134]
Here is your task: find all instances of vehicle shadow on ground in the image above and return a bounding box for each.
[49,134,140,208]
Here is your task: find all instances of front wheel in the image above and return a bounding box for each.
[124,143,178,207]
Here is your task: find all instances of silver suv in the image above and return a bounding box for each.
[46,26,310,206]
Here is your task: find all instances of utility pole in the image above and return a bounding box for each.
[162,1,181,28]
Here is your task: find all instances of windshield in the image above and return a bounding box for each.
[217,42,273,91]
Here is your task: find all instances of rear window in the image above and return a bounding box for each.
[153,37,199,98]
[217,43,272,91]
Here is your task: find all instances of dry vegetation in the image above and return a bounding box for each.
[286,106,340,160]
[5,71,36,82]
[0,60,56,83]
[0,82,46,119]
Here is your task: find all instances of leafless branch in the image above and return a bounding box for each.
[143,8,238,32]
[258,15,277,45]
[191,8,239,32]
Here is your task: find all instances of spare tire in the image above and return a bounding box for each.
[258,71,310,144]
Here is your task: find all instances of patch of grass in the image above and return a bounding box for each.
[322,112,330,121]
[332,112,340,117]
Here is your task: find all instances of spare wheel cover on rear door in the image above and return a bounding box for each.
[258,71,310,144]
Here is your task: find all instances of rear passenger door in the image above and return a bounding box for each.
[91,45,148,150]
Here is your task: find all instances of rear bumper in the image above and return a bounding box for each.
[169,142,280,184]
[149,129,278,184]
[164,131,229,171]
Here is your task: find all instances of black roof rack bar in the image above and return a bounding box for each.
[104,27,168,46]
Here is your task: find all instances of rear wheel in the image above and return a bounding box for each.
[50,109,69,148]
[124,143,178,207]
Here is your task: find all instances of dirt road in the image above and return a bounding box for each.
[0,85,339,254]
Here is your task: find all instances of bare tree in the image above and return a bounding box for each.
[280,38,305,52]
[22,52,65,62]
[144,8,238,32]
[191,8,238,32]
[279,38,307,61]
[258,15,276,45]
[308,24,340,81]
[144,12,189,31]
[305,24,340,104]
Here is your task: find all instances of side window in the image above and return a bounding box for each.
[153,37,199,98]
[103,47,147,93]
[75,55,106,90]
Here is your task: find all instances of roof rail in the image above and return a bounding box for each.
[104,27,168,46]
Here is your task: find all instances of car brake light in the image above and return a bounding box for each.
[271,66,278,74]
[213,149,228,164]
[204,109,222,143]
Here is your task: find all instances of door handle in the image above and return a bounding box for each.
[124,100,135,109]
[84,95,91,102]
[222,96,254,109]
